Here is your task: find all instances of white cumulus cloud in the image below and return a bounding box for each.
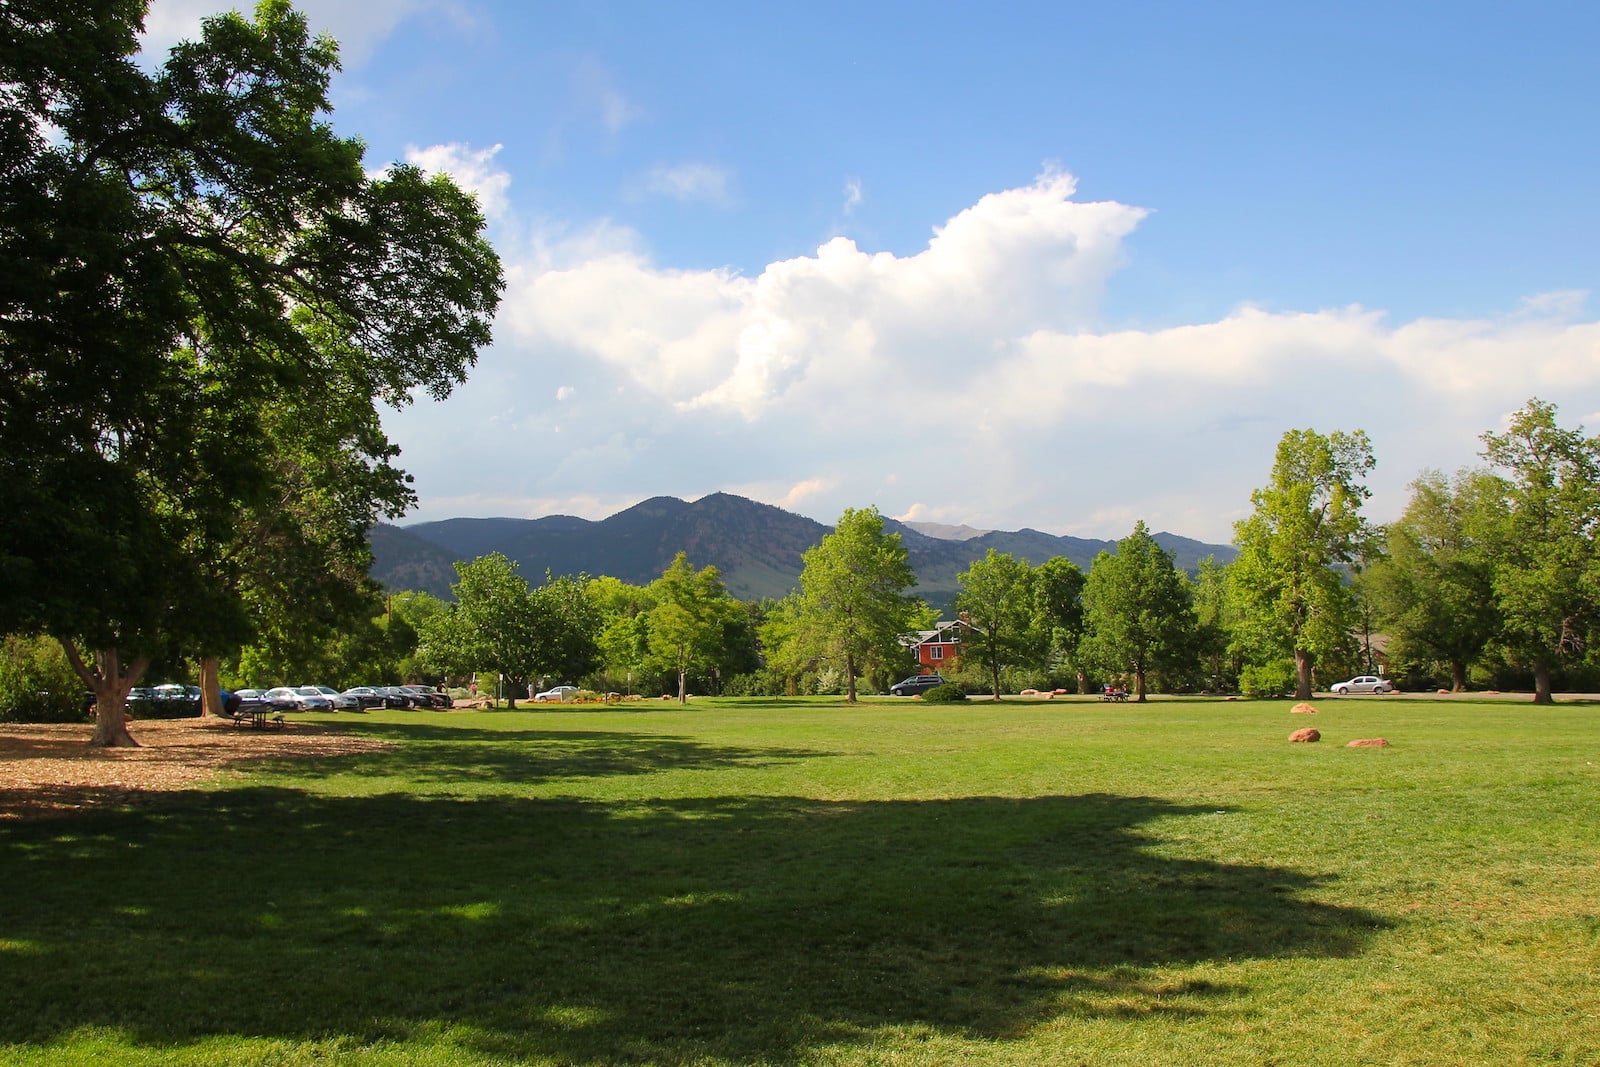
[404,143,512,221]
[385,170,1600,543]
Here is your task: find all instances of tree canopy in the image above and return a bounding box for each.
[0,2,503,742]
[1079,522,1196,701]
[1364,469,1500,692]
[1477,399,1600,703]
[644,553,740,702]
[787,507,928,703]
[954,549,1036,699]
[1230,429,1375,700]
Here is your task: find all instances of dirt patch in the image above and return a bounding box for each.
[0,717,393,820]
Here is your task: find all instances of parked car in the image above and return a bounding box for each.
[401,684,451,709]
[377,685,421,708]
[263,686,314,712]
[1330,675,1393,695]
[254,688,300,713]
[888,674,947,697]
[285,686,335,711]
[534,685,579,703]
[128,683,203,718]
[305,685,359,710]
[340,686,388,710]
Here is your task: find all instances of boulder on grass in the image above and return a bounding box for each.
[1347,738,1391,747]
[1289,728,1321,743]
[1291,702,1318,714]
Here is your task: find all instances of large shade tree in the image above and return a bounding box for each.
[1033,555,1087,691]
[788,507,928,703]
[1477,399,1600,703]
[644,553,741,703]
[954,549,1036,699]
[1364,469,1501,691]
[0,2,503,743]
[1079,522,1196,701]
[1230,429,1375,700]
[419,556,602,707]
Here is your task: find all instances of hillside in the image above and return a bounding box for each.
[370,493,1237,608]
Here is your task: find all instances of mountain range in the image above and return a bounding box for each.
[369,493,1237,610]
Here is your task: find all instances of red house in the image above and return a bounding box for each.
[904,617,979,673]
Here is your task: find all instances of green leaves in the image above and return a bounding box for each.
[1231,428,1375,698]
[0,2,503,736]
[1080,521,1196,701]
[791,508,928,702]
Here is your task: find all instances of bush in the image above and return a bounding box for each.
[920,682,968,703]
[0,635,88,723]
[1240,660,1295,699]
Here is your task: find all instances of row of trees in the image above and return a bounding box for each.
[368,399,1600,707]
[8,397,1596,721]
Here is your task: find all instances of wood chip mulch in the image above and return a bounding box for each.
[0,717,393,820]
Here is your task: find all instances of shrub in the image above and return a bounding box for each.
[1240,660,1295,699]
[920,682,967,703]
[0,635,88,723]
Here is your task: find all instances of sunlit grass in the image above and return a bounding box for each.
[1,695,1596,1065]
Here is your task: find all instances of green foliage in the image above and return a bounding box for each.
[1364,470,1501,692]
[0,1,502,742]
[1477,398,1600,702]
[0,635,87,723]
[787,507,931,702]
[1079,521,1198,701]
[920,681,968,703]
[954,549,1038,699]
[1032,556,1087,686]
[1238,659,1295,698]
[643,553,742,702]
[1231,428,1375,699]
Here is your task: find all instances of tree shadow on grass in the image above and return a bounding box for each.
[245,726,826,787]
[0,791,1386,1064]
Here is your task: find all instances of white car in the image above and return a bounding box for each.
[534,685,579,703]
[1331,676,1393,695]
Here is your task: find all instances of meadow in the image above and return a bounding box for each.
[1,695,1596,1065]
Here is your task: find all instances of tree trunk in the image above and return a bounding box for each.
[198,657,223,717]
[61,641,146,748]
[844,652,858,703]
[1134,664,1147,702]
[1294,647,1314,700]
[1532,663,1554,704]
[677,667,688,704]
[1450,659,1468,693]
[1076,669,1088,695]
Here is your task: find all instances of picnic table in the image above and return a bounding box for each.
[228,702,286,729]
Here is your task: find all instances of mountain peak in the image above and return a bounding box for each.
[373,493,1235,607]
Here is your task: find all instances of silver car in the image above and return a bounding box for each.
[306,685,359,710]
[1330,675,1393,695]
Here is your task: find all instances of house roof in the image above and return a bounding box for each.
[901,619,980,648]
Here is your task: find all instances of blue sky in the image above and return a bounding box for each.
[143,1,1600,544]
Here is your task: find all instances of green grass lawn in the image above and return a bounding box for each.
[2,696,1597,1065]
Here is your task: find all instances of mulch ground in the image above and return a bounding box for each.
[0,717,393,820]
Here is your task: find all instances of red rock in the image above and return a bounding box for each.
[1289,728,1321,743]
[1291,702,1318,714]
[1347,738,1391,747]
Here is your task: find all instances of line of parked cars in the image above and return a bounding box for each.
[128,683,453,717]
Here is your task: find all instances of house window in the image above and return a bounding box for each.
[930,645,944,660]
